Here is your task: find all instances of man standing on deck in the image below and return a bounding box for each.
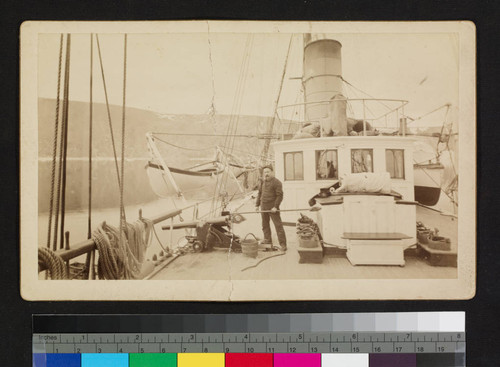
[255,166,287,251]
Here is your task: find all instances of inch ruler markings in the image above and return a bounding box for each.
[33,332,466,354]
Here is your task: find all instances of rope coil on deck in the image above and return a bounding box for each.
[296,214,321,239]
[38,247,68,280]
[92,220,152,280]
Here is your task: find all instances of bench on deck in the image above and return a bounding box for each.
[342,232,412,266]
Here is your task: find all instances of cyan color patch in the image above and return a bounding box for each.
[81,353,128,367]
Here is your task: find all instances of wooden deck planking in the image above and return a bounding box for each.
[152,198,458,280]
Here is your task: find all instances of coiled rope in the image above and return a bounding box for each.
[92,220,152,279]
[38,247,68,280]
[296,214,322,240]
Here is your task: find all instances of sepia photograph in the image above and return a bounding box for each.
[20,21,476,300]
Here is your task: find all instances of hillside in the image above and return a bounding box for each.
[38,98,275,211]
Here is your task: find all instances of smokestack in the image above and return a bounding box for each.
[303,35,343,124]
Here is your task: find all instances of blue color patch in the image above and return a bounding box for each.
[47,354,81,367]
[33,354,47,367]
[82,353,128,367]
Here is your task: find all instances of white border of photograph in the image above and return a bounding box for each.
[20,21,476,301]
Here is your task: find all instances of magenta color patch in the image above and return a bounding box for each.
[274,353,321,367]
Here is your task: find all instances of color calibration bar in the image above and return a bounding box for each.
[33,313,466,367]
[33,352,465,367]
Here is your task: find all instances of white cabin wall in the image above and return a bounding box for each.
[272,136,416,223]
[395,204,417,246]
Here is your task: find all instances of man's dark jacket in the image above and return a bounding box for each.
[256,177,283,210]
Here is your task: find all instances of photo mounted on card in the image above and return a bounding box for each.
[20,21,476,300]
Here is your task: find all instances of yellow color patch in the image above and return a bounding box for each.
[177,353,225,367]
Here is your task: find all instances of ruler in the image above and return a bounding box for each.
[33,331,465,354]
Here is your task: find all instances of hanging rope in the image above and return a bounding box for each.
[210,35,254,215]
[95,35,123,193]
[95,34,127,223]
[47,34,64,250]
[38,247,68,279]
[59,33,72,250]
[119,34,128,239]
[88,33,94,239]
[52,35,68,251]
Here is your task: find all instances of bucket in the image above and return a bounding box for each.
[241,233,259,258]
[299,235,320,248]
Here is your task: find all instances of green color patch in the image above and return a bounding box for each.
[129,353,177,367]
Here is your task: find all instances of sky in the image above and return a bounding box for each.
[38,31,459,127]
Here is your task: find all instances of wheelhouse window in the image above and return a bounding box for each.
[284,152,304,181]
[386,149,405,179]
[351,149,373,173]
[316,149,338,180]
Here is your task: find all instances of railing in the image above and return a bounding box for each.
[38,208,183,275]
[276,98,409,138]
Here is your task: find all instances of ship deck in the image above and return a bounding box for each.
[37,196,458,280]
[150,201,458,280]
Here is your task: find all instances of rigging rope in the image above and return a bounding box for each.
[52,35,68,251]
[152,134,215,151]
[47,34,64,250]
[88,33,94,239]
[152,132,260,138]
[407,104,450,125]
[210,35,254,215]
[206,22,217,131]
[260,34,294,167]
[341,77,392,111]
[38,247,69,280]
[119,34,128,238]
[59,33,72,250]
[95,35,124,197]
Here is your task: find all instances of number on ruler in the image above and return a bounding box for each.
[352,347,360,353]
[247,347,254,352]
[332,347,339,352]
[268,347,274,352]
[289,347,296,352]
[161,348,166,353]
[438,346,445,352]
[395,347,402,352]
[417,346,424,352]
[311,347,318,352]
[373,347,381,352]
